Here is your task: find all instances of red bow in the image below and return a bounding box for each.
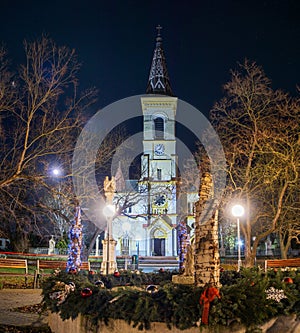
[199,287,221,325]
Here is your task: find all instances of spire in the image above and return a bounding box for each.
[146,25,174,96]
[115,162,125,192]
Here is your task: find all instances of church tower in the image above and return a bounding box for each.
[111,26,197,260]
[139,26,178,256]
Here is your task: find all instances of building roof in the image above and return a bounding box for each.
[146,25,174,97]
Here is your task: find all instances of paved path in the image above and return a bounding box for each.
[0,289,49,328]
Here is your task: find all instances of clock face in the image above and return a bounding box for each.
[154,143,164,155]
[154,194,166,206]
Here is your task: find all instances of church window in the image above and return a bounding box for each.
[188,202,194,215]
[154,117,164,138]
[125,206,132,214]
[157,168,162,180]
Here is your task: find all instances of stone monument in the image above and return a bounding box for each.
[101,176,118,274]
[48,235,55,255]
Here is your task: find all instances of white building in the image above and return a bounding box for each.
[111,27,198,257]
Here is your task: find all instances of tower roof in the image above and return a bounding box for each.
[146,25,174,96]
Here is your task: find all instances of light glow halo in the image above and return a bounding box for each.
[72,94,226,230]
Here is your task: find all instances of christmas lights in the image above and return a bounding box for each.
[66,206,83,273]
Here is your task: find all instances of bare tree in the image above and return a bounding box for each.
[209,60,299,266]
[0,36,96,250]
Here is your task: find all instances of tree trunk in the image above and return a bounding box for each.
[194,173,221,287]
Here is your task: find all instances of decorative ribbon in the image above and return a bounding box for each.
[199,287,221,325]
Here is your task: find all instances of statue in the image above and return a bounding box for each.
[48,235,56,255]
[184,241,195,276]
[104,176,116,193]
[104,176,116,203]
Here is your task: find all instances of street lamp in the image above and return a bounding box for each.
[232,204,245,272]
[51,167,63,193]
[52,168,61,176]
[102,204,116,275]
[135,234,142,270]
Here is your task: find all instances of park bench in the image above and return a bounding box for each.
[265,258,300,271]
[36,259,90,274]
[0,258,28,275]
[34,260,90,289]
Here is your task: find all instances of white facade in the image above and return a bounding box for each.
[111,96,198,257]
[109,27,198,257]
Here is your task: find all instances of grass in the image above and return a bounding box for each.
[0,276,35,289]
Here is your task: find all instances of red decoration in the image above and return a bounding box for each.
[113,271,120,277]
[284,277,293,284]
[199,287,221,325]
[81,288,93,298]
[68,268,77,274]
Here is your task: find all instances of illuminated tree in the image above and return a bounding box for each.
[209,60,299,266]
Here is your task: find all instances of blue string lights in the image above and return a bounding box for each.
[66,205,83,273]
[178,220,189,272]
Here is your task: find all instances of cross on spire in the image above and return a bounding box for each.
[156,24,162,36]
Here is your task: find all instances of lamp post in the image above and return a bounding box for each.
[103,204,116,275]
[135,234,142,270]
[101,176,117,275]
[136,241,140,270]
[95,234,100,256]
[232,204,245,272]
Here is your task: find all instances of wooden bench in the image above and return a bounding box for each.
[0,258,28,275]
[37,260,90,274]
[265,258,300,271]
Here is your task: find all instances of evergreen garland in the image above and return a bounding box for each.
[42,267,300,331]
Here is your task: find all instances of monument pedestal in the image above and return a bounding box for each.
[101,238,117,274]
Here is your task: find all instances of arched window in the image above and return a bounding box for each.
[154,117,164,139]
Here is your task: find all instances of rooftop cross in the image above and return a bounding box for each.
[156,24,162,36]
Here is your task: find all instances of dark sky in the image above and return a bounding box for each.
[0,0,299,117]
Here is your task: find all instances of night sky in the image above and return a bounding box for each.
[0,0,299,117]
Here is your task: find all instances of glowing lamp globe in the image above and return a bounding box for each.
[103,204,115,218]
[52,168,61,176]
[232,205,245,217]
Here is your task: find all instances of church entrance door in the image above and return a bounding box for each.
[153,238,165,256]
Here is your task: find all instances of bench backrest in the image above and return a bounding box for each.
[265,258,300,271]
[0,258,28,274]
[37,260,90,272]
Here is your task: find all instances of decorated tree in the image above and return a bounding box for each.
[66,204,83,272]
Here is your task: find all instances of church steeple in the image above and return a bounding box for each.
[146,25,174,96]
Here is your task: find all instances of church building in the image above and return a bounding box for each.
[111,27,198,258]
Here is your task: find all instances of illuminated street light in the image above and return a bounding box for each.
[103,204,115,218]
[101,177,117,275]
[102,203,117,275]
[135,234,142,270]
[51,168,63,191]
[232,204,245,272]
[52,168,61,176]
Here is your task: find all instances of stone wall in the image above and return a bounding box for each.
[48,313,300,333]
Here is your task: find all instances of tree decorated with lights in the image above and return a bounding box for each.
[66,203,83,272]
[177,219,190,272]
